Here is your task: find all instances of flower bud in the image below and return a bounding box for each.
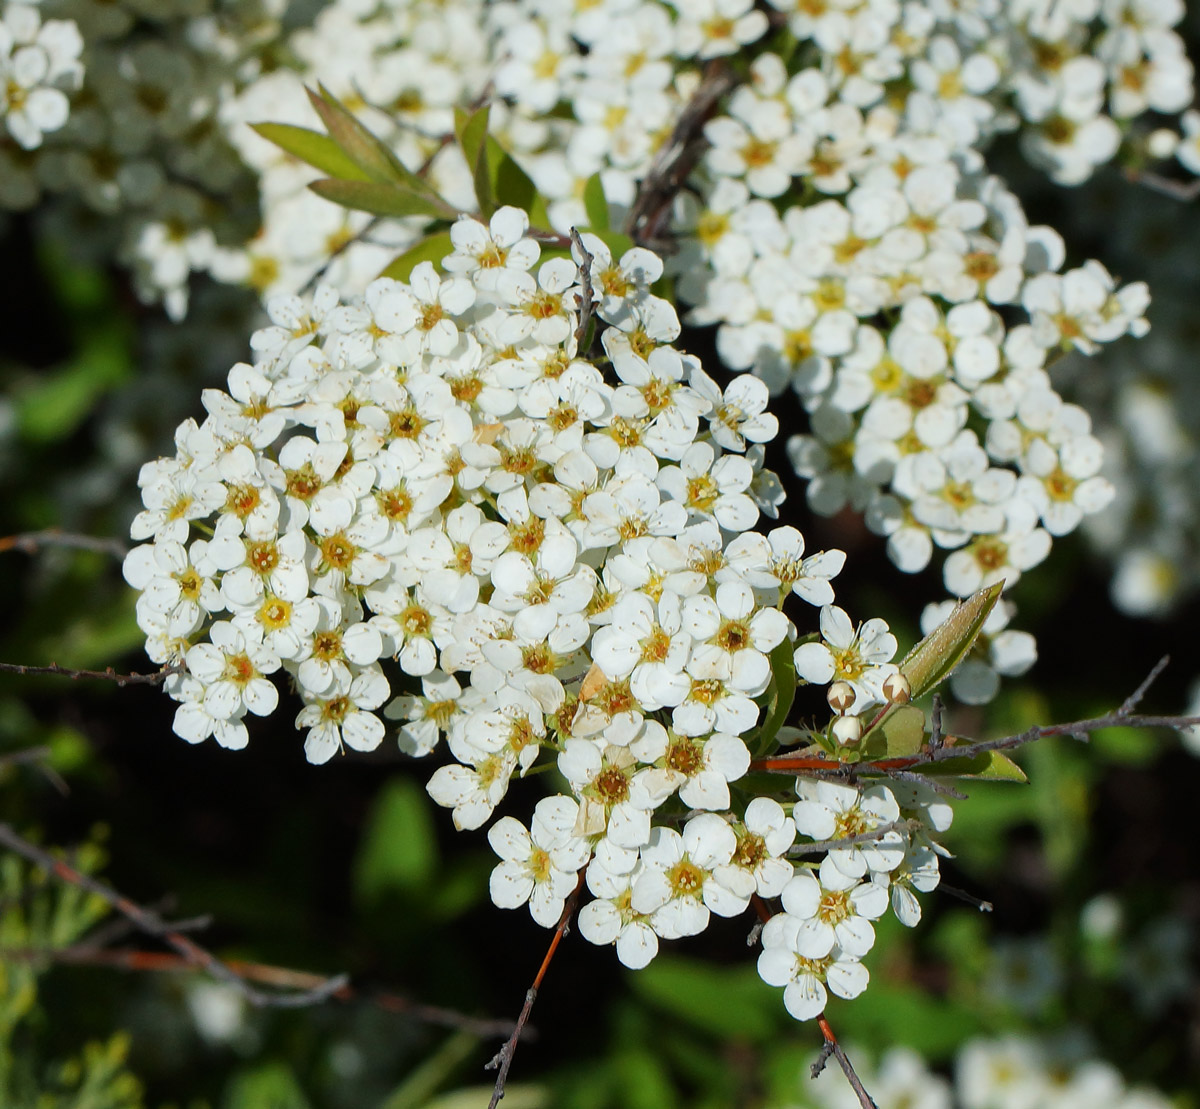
[883,672,911,704]
[832,714,863,747]
[827,680,856,714]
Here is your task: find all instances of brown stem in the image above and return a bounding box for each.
[485,868,586,1108]
[0,823,345,1009]
[0,661,183,686]
[813,1012,878,1109]
[0,529,129,560]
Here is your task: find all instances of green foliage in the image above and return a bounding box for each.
[353,778,440,905]
[0,838,146,1109]
[627,956,783,1042]
[898,582,1002,702]
[756,641,796,755]
[222,1061,311,1109]
[248,124,372,182]
[377,232,456,281]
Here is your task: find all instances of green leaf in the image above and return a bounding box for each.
[379,230,456,281]
[832,980,984,1060]
[756,641,796,754]
[486,136,548,225]
[249,122,371,181]
[306,85,418,187]
[629,956,781,1041]
[353,778,439,904]
[582,227,634,260]
[223,1061,312,1109]
[309,178,456,220]
[613,1049,678,1109]
[924,748,1028,782]
[376,1030,479,1109]
[875,704,926,758]
[898,581,1003,701]
[456,104,494,216]
[582,174,609,231]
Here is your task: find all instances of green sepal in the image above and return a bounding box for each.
[755,640,796,756]
[583,173,610,231]
[309,178,457,220]
[249,122,372,181]
[378,229,456,281]
[898,581,1003,701]
[921,748,1029,782]
[306,84,431,191]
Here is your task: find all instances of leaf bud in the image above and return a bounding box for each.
[826,680,856,714]
[832,714,863,747]
[883,672,911,704]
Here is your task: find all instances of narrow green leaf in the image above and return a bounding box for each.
[756,641,796,754]
[583,173,609,231]
[249,122,371,181]
[487,136,546,223]
[456,104,494,216]
[924,748,1028,782]
[306,84,429,191]
[309,178,456,220]
[378,230,456,281]
[376,1030,479,1109]
[899,581,1003,701]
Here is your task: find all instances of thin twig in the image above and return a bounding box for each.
[789,819,921,857]
[1121,166,1200,202]
[0,824,345,1009]
[937,885,993,913]
[813,1012,878,1109]
[0,744,70,795]
[1118,654,1169,716]
[0,945,519,1038]
[0,529,129,560]
[625,60,740,250]
[0,661,183,686]
[569,228,595,349]
[929,695,944,752]
[754,654,1199,782]
[485,868,586,1108]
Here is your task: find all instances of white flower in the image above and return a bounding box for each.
[631,814,753,939]
[792,780,906,878]
[890,844,941,927]
[728,797,796,897]
[579,856,660,968]
[777,855,889,958]
[296,666,389,764]
[757,917,870,1022]
[631,727,751,811]
[793,606,898,705]
[591,592,692,709]
[488,796,592,927]
[683,579,790,696]
[184,621,280,722]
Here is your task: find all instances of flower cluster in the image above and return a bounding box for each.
[200,0,1179,705]
[0,0,83,151]
[125,213,954,1021]
[18,0,1195,716]
[793,1038,1174,1109]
